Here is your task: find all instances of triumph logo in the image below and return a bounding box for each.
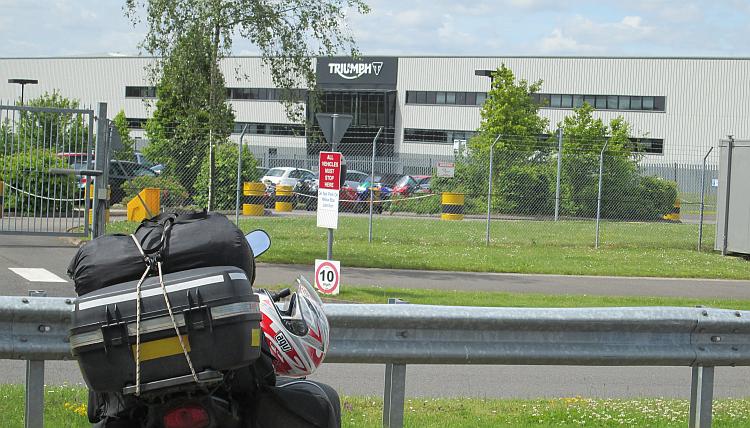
[328,62,384,80]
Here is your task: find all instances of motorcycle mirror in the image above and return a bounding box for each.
[245,230,271,257]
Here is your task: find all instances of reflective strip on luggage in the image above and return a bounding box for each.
[133,335,192,362]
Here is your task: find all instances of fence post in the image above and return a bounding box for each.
[486,135,501,246]
[689,366,715,428]
[25,290,47,428]
[92,102,109,239]
[698,147,714,252]
[383,298,409,428]
[554,128,563,221]
[369,128,383,244]
[721,137,734,256]
[595,142,608,249]
[235,125,248,224]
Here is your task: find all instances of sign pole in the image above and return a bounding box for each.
[328,114,339,258]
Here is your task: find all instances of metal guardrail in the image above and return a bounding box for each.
[3,296,749,428]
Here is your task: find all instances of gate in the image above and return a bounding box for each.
[0,104,96,236]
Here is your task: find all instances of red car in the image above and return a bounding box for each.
[391,175,431,197]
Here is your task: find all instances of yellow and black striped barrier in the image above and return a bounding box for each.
[663,197,681,222]
[275,185,294,212]
[242,182,265,216]
[0,180,4,219]
[441,192,464,221]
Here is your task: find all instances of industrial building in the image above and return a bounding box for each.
[1,55,747,167]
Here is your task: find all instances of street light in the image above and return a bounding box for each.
[8,78,38,105]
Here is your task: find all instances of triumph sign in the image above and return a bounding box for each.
[317,57,397,90]
[328,62,384,80]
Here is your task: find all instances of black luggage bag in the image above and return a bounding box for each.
[68,211,254,296]
[70,266,262,393]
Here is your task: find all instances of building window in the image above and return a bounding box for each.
[226,87,306,102]
[403,128,477,144]
[631,138,664,154]
[536,93,665,112]
[125,118,148,129]
[405,91,487,106]
[233,122,306,136]
[125,86,156,98]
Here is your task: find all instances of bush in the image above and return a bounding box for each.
[0,149,78,214]
[193,143,259,210]
[121,175,190,209]
[496,163,555,216]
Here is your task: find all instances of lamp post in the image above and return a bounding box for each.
[8,79,38,105]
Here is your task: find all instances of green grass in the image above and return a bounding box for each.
[319,285,750,310]
[3,385,749,427]
[104,215,750,280]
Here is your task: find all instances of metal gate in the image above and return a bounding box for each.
[0,104,96,236]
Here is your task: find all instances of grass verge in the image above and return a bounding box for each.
[312,285,750,310]
[105,215,749,280]
[2,385,748,428]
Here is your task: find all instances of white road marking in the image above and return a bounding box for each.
[8,268,67,283]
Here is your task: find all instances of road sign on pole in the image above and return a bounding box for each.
[318,152,342,230]
[316,113,352,150]
[315,259,341,295]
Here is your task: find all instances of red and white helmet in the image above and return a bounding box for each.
[258,276,330,378]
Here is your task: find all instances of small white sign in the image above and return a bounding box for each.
[314,259,340,295]
[316,188,340,229]
[436,161,455,178]
[712,178,719,188]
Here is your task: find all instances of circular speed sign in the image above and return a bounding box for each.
[314,260,340,295]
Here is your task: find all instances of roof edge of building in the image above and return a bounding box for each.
[1,55,750,61]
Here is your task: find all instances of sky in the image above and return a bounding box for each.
[1,0,750,57]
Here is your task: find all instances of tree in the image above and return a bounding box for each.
[111,110,135,161]
[15,91,90,153]
[125,0,370,121]
[472,64,549,155]
[558,103,675,219]
[142,23,235,193]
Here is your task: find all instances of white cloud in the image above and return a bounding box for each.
[538,29,601,54]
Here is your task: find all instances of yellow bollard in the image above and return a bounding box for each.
[275,185,294,212]
[663,197,681,222]
[127,188,161,222]
[88,184,110,225]
[242,182,265,216]
[441,192,465,221]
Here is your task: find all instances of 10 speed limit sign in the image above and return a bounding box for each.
[314,259,340,295]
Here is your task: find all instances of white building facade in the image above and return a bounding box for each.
[1,55,747,167]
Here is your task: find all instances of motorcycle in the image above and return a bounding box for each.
[88,229,339,428]
[354,179,392,214]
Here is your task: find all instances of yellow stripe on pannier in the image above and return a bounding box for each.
[132,335,191,362]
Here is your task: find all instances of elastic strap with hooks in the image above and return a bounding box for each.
[129,234,198,396]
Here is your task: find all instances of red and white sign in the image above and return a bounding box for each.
[318,152,342,191]
[436,161,455,178]
[314,259,340,295]
[317,152,342,229]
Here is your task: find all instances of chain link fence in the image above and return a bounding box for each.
[122,126,720,252]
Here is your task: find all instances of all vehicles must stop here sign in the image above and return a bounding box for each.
[317,152,342,229]
[314,259,340,295]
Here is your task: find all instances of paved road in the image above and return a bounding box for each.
[2,235,750,399]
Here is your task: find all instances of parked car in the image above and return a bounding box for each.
[134,151,164,175]
[261,167,316,188]
[294,172,360,212]
[73,159,157,204]
[391,175,431,197]
[343,170,370,189]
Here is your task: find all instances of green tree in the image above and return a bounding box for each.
[125,0,370,121]
[111,110,135,161]
[193,142,259,210]
[558,103,674,219]
[472,64,549,155]
[16,91,91,153]
[142,23,235,193]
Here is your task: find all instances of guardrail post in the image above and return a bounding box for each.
[25,290,47,428]
[689,366,714,428]
[383,298,408,428]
